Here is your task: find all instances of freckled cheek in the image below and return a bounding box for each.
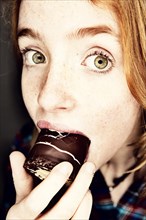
[21,72,42,112]
[85,99,125,137]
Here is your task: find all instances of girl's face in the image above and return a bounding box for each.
[18,0,140,168]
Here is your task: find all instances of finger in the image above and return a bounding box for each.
[10,151,33,203]
[72,190,93,219]
[18,162,73,219]
[47,162,95,219]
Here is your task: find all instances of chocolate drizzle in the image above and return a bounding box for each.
[24,129,90,210]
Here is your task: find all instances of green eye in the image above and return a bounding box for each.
[32,52,45,64]
[82,49,113,74]
[94,55,108,69]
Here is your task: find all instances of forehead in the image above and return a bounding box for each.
[18,0,119,38]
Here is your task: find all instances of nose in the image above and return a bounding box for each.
[38,66,76,113]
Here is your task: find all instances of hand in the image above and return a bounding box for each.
[6,151,95,219]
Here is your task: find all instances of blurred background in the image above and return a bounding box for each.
[0,1,30,207]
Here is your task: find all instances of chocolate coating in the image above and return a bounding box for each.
[24,129,90,210]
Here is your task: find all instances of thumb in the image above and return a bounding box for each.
[10,151,33,203]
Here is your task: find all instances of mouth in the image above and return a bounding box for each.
[37,120,87,137]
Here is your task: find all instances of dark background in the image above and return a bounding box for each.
[0,1,30,205]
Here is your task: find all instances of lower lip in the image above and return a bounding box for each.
[84,149,90,162]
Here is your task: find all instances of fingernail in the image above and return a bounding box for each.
[84,162,96,175]
[58,162,73,175]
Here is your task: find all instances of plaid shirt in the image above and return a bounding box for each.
[2,122,146,220]
[90,170,146,220]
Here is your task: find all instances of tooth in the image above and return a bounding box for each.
[49,129,56,132]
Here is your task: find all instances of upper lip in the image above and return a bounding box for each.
[37,120,85,136]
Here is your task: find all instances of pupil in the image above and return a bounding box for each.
[36,55,41,60]
[94,55,108,69]
[98,60,103,64]
[33,53,44,63]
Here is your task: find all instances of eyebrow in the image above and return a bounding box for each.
[17,25,118,40]
[17,28,41,40]
[68,25,118,39]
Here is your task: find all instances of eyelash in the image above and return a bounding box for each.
[20,48,46,66]
[20,47,114,74]
[82,49,114,74]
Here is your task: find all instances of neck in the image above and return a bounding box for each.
[100,146,136,187]
[100,146,136,205]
